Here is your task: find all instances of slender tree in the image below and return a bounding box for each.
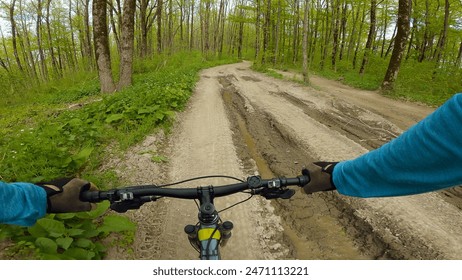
[156,0,163,53]
[117,0,136,90]
[8,0,24,72]
[381,0,411,91]
[432,0,449,66]
[93,0,116,93]
[302,0,310,83]
[359,0,376,75]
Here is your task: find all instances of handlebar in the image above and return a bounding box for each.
[81,173,310,204]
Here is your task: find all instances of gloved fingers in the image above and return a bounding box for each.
[302,163,336,194]
[39,178,99,213]
[313,162,338,174]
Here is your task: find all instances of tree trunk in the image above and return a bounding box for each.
[69,0,78,69]
[292,0,300,63]
[338,0,347,61]
[36,0,48,80]
[109,0,121,55]
[93,0,116,93]
[359,0,376,75]
[9,0,23,72]
[237,3,244,59]
[381,0,411,91]
[117,0,136,90]
[168,0,174,52]
[19,0,38,80]
[432,0,449,66]
[352,2,366,69]
[331,0,341,70]
[418,0,429,62]
[46,0,60,77]
[254,0,261,60]
[190,0,195,50]
[380,0,389,57]
[261,0,271,64]
[203,0,211,53]
[384,23,397,57]
[302,0,310,84]
[456,41,462,68]
[0,27,11,72]
[156,0,163,53]
[320,0,330,70]
[83,0,93,68]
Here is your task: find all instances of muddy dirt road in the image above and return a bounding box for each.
[107,62,462,260]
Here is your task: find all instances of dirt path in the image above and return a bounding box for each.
[106,62,462,260]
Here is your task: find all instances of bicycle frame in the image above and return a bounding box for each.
[184,187,233,260]
[183,186,232,260]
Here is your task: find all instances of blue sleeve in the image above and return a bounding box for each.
[0,181,47,226]
[333,93,462,197]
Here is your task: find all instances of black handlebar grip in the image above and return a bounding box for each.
[80,191,101,202]
[299,169,311,186]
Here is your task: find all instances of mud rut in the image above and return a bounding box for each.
[105,62,462,260]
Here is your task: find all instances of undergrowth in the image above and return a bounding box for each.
[0,51,238,259]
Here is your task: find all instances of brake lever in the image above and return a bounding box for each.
[111,200,145,213]
[260,188,295,200]
[110,196,159,213]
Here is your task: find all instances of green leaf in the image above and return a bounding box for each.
[66,228,86,237]
[153,111,165,121]
[56,237,73,250]
[36,218,65,237]
[63,247,96,260]
[137,107,156,114]
[68,118,83,127]
[71,146,94,167]
[55,213,76,220]
[78,229,100,238]
[76,200,109,219]
[94,242,107,253]
[105,114,124,123]
[74,238,93,248]
[35,237,58,254]
[28,223,48,238]
[100,215,136,233]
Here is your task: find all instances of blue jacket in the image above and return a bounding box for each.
[0,182,47,226]
[334,93,462,197]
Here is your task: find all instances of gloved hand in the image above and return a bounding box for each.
[37,178,98,213]
[302,162,338,194]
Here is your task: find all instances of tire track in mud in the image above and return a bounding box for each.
[146,69,294,260]
[219,75,385,259]
[217,62,462,259]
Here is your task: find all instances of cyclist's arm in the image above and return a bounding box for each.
[333,93,462,197]
[0,181,47,226]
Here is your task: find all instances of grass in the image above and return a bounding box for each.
[0,51,238,183]
[264,53,460,107]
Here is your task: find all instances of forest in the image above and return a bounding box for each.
[0,0,461,103]
[0,0,461,260]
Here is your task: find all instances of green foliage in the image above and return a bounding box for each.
[0,202,135,260]
[270,53,461,107]
[0,52,210,182]
[0,51,237,259]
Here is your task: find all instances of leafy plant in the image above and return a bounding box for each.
[0,51,238,259]
[0,201,135,260]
